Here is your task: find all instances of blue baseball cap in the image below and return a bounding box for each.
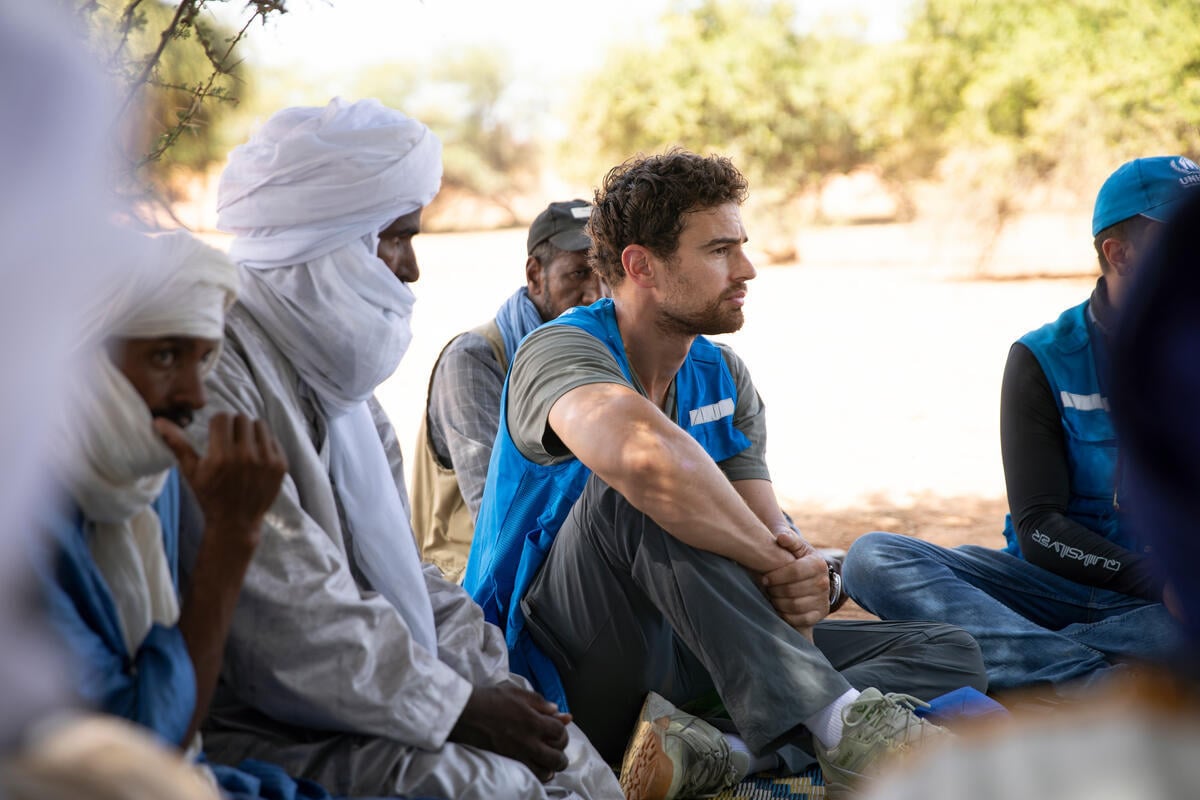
[1092,156,1200,237]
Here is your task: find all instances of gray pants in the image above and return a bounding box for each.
[523,476,988,768]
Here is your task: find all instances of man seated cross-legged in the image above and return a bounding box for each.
[843,157,1196,693]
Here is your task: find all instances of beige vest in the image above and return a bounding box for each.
[411,320,506,582]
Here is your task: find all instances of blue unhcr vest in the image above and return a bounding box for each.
[1002,300,1125,556]
[463,299,752,708]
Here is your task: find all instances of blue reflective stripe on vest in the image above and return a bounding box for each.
[1001,301,1124,555]
[464,299,752,708]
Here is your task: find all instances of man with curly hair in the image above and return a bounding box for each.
[465,150,987,799]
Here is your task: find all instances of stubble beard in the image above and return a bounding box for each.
[655,294,746,336]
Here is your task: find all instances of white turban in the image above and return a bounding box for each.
[82,230,240,345]
[65,231,239,663]
[214,98,441,652]
[216,97,443,270]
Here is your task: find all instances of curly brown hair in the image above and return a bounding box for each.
[586,148,748,286]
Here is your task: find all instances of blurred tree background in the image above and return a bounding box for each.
[357,47,540,227]
[75,0,285,202]
[574,0,1200,248]
[90,0,1200,247]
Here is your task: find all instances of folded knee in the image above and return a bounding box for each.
[842,531,904,585]
[921,622,982,652]
[921,623,988,690]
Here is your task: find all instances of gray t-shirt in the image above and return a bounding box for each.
[506,325,770,481]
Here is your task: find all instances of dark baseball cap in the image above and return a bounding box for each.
[527,199,592,254]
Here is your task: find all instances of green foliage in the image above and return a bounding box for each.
[573,0,870,196]
[894,0,1200,190]
[76,0,286,192]
[357,47,539,215]
[571,0,1200,219]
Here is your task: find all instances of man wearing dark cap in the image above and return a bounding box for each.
[845,156,1200,691]
[413,200,605,579]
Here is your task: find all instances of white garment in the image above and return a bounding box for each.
[217,97,442,652]
[74,358,177,658]
[237,236,435,650]
[237,236,414,415]
[110,231,240,342]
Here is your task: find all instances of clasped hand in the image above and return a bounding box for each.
[759,530,830,636]
[450,685,571,782]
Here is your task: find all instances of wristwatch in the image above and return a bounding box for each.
[827,560,846,613]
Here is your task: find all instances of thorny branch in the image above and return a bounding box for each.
[78,0,289,191]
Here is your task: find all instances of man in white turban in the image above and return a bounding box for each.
[33,230,305,798]
[192,97,620,800]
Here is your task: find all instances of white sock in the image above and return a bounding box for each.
[803,688,861,750]
[723,734,782,775]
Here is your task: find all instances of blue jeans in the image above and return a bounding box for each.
[843,532,1181,690]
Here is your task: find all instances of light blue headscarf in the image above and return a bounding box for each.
[494,287,545,364]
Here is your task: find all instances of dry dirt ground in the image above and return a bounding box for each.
[791,495,1011,620]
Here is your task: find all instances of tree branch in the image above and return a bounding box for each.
[114,0,197,125]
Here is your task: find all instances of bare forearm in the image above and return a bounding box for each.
[601,422,789,573]
[176,528,256,742]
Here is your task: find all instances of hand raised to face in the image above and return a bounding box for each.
[154,413,288,548]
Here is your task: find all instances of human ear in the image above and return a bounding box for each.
[622,245,656,288]
[525,255,544,294]
[1101,237,1134,275]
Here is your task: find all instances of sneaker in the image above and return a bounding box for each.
[815,688,952,798]
[618,691,750,800]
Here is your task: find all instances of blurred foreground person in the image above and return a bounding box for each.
[465,150,985,799]
[846,156,1198,690]
[861,182,1200,800]
[413,199,604,578]
[191,98,620,800]
[0,3,117,749]
[0,6,222,800]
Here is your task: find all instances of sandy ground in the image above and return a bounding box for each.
[371,219,1096,592]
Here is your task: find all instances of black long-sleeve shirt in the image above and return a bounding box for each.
[999,279,1162,601]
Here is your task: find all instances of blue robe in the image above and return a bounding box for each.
[38,471,383,800]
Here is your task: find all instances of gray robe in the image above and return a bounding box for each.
[181,303,620,800]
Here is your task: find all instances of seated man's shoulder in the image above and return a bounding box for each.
[509,326,623,394]
[439,329,504,370]
[210,304,306,410]
[710,339,743,361]
[517,324,608,363]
